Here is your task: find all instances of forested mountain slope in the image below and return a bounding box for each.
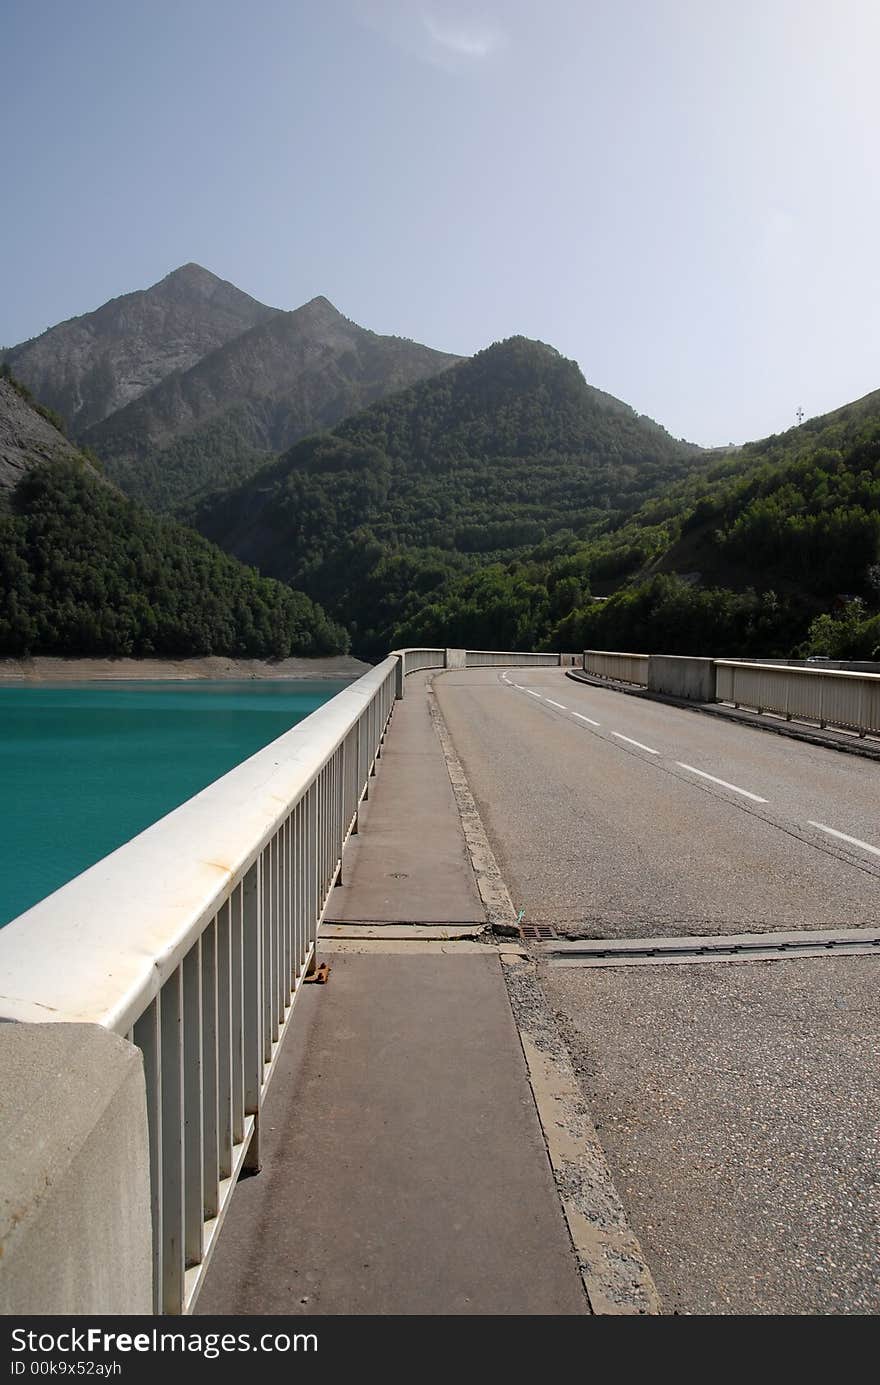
[0,374,346,659]
[395,388,880,659]
[191,336,703,653]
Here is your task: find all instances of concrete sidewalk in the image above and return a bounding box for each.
[196,675,589,1315]
[327,675,486,925]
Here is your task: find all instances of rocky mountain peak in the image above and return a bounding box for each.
[154,262,260,307]
[3,265,275,433]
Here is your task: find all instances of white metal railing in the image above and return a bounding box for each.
[715,660,880,737]
[583,650,650,686]
[0,644,572,1315]
[0,656,400,1314]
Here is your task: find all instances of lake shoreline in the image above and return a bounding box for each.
[0,654,373,684]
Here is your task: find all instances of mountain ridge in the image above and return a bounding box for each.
[83,293,464,505]
[190,335,705,654]
[393,384,880,660]
[2,263,277,433]
[4,266,465,510]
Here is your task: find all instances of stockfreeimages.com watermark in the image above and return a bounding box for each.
[11,1327,316,1367]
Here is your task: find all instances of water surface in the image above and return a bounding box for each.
[0,680,347,926]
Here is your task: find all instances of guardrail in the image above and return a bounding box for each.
[0,644,573,1315]
[583,650,650,686]
[399,648,446,675]
[464,649,564,667]
[715,660,880,737]
[579,649,880,738]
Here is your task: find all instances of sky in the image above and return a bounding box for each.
[2,0,879,446]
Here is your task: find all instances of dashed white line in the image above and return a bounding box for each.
[612,732,659,755]
[676,762,767,803]
[807,821,880,859]
[573,712,600,727]
[545,699,567,710]
[524,689,543,699]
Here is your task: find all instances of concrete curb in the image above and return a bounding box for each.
[566,669,880,762]
[503,958,661,1315]
[425,677,519,930]
[427,673,661,1315]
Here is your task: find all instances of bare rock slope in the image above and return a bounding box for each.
[83,295,464,500]
[3,264,276,433]
[0,378,96,493]
[4,267,463,511]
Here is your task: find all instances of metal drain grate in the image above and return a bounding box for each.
[519,922,557,941]
[543,927,880,968]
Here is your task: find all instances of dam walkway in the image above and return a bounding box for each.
[195,674,599,1315]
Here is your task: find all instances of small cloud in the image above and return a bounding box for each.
[422,10,503,61]
[354,1,507,72]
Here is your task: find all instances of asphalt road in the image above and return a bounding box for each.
[435,667,880,1314]
[435,667,880,936]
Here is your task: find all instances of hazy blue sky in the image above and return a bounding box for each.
[2,0,878,444]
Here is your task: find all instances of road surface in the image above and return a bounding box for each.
[436,667,880,1314]
[436,666,879,937]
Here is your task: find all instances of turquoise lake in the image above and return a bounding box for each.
[0,680,348,927]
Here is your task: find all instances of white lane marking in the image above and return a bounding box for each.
[524,689,543,699]
[573,712,601,727]
[807,821,880,859]
[612,732,659,755]
[513,684,524,690]
[545,699,566,710]
[676,762,768,803]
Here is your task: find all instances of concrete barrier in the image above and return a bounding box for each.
[0,1023,152,1315]
[647,654,716,702]
[584,651,650,686]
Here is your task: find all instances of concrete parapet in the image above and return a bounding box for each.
[648,654,716,702]
[0,1023,152,1315]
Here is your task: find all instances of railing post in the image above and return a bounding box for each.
[183,939,204,1271]
[133,998,162,1312]
[201,920,219,1221]
[242,860,263,1174]
[159,970,184,1313]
